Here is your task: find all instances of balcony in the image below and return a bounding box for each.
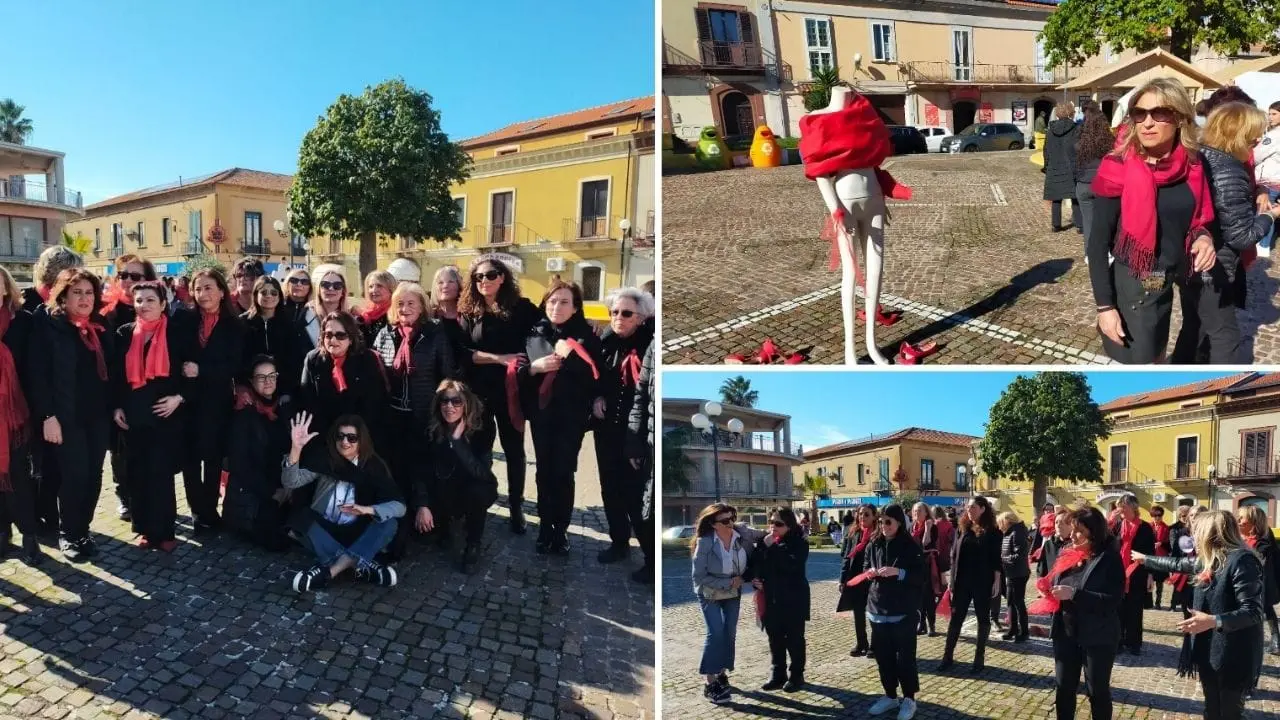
[563,215,622,244]
[1104,468,1130,486]
[240,241,270,256]
[0,236,46,262]
[1166,463,1201,481]
[182,240,204,256]
[1225,456,1280,480]
[314,238,346,261]
[681,429,804,458]
[108,246,124,259]
[919,480,939,492]
[470,222,543,248]
[902,62,1077,85]
[0,177,83,211]
[874,480,893,494]
[663,41,792,81]
[677,480,802,499]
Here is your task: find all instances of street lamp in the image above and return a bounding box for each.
[967,457,981,496]
[691,401,744,503]
[1207,464,1217,509]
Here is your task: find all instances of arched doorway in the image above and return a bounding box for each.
[720,91,755,140]
[1033,99,1055,129]
[1101,99,1116,120]
[953,101,977,133]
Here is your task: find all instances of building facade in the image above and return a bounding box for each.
[1214,374,1280,519]
[0,141,86,282]
[662,398,804,527]
[799,428,979,526]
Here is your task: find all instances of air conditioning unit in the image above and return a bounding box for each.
[546,257,566,272]
[1153,492,1167,503]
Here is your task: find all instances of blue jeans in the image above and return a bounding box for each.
[305,518,397,568]
[699,595,741,675]
[1262,187,1280,252]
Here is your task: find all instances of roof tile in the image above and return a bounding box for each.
[86,167,293,211]
[1099,373,1255,412]
[805,427,980,459]
[460,97,655,149]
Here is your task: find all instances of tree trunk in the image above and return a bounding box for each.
[358,230,377,293]
[1032,475,1048,516]
[1168,26,1194,62]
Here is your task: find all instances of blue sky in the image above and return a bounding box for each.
[662,371,1239,451]
[5,0,654,204]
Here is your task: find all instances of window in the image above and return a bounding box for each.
[1035,38,1053,83]
[1176,437,1199,479]
[804,18,833,77]
[453,196,466,228]
[579,179,609,238]
[580,264,604,302]
[188,210,202,244]
[489,191,514,245]
[494,145,519,157]
[835,466,845,487]
[161,217,170,246]
[723,461,749,493]
[750,464,777,495]
[111,222,123,248]
[136,221,145,248]
[856,462,865,485]
[245,212,263,249]
[952,28,973,81]
[921,460,935,488]
[1243,430,1273,475]
[1104,43,1115,64]
[871,22,895,62]
[94,228,101,251]
[1110,445,1128,483]
[695,6,757,66]
[955,464,969,490]
[878,458,890,488]
[585,129,617,141]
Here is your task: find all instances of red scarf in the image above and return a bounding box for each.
[70,314,108,381]
[537,338,599,409]
[847,527,874,561]
[100,283,133,317]
[36,285,50,303]
[175,286,191,305]
[798,96,912,199]
[619,349,642,387]
[392,325,415,373]
[125,315,170,389]
[911,519,927,544]
[1039,512,1056,538]
[331,353,349,393]
[1091,144,1215,275]
[198,311,219,348]
[359,301,390,326]
[1028,546,1093,616]
[1246,535,1259,549]
[506,356,525,430]
[1153,521,1170,556]
[1117,518,1144,592]
[0,310,28,491]
[232,390,278,421]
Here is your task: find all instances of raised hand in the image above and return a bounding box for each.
[290,412,319,450]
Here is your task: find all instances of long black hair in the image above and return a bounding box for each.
[1076,105,1114,168]
[770,506,801,535]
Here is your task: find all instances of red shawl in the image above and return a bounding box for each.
[1153,521,1170,557]
[1030,512,1059,562]
[125,315,170,389]
[359,301,390,326]
[1116,518,1145,592]
[620,349,642,388]
[393,325,415,373]
[70,315,108,381]
[847,527,874,561]
[36,285,50,303]
[537,338,599,408]
[198,311,219,348]
[1091,144,1214,276]
[0,310,28,490]
[331,353,349,393]
[506,356,525,429]
[232,390,278,421]
[100,283,133,317]
[1246,535,1259,549]
[1028,546,1093,616]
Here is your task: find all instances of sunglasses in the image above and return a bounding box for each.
[1129,106,1177,124]
[336,432,359,444]
[320,280,344,291]
[252,372,279,382]
[877,519,896,526]
[770,520,786,527]
[610,309,636,319]
[714,517,734,526]
[441,395,464,407]
[118,272,145,282]
[288,277,311,285]
[473,270,502,282]
[323,331,349,341]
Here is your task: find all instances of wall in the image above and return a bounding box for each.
[800,445,901,496]
[1218,407,1280,471]
[67,192,219,275]
[899,442,973,492]
[467,118,648,160]
[662,0,705,58]
[215,184,292,259]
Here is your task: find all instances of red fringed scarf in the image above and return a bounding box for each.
[1117,518,1144,592]
[125,315,170,389]
[1027,546,1093,616]
[198,312,219,348]
[620,349,642,387]
[506,356,525,429]
[1153,521,1170,557]
[1091,145,1215,276]
[331,354,349,393]
[232,390,278,421]
[0,310,29,491]
[392,325,415,373]
[69,315,108,381]
[537,338,599,409]
[359,301,390,326]
[844,530,880,588]
[913,520,944,596]
[1031,513,1059,562]
[1246,535,1259,549]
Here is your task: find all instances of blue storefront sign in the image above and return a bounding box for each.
[818,495,970,509]
[105,261,306,278]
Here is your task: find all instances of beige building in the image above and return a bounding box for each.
[0,141,86,282]
[1215,374,1280,519]
[663,398,805,527]
[799,427,979,526]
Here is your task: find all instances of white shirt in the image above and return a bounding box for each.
[1255,127,1280,188]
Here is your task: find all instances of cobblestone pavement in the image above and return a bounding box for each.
[662,549,1280,719]
[0,434,655,720]
[662,152,1280,365]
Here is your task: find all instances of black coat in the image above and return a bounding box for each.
[176,309,245,459]
[1038,534,1068,579]
[598,319,655,431]
[744,531,811,625]
[459,298,540,399]
[298,348,387,436]
[20,287,44,315]
[1200,145,1276,284]
[521,315,605,430]
[412,430,498,513]
[864,532,925,617]
[1110,518,1157,596]
[950,527,1004,593]
[627,340,655,522]
[28,311,114,428]
[1000,521,1031,580]
[2,308,34,404]
[355,312,389,353]
[103,302,136,333]
[837,527,875,612]
[373,322,460,426]
[224,401,292,537]
[1253,532,1280,607]
[111,319,191,438]
[1051,541,1125,648]
[1043,119,1080,200]
[240,312,300,396]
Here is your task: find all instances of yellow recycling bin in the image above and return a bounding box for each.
[1030,131,1046,167]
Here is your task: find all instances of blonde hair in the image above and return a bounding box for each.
[997,510,1021,530]
[310,263,348,317]
[386,282,433,327]
[0,266,20,313]
[1192,510,1247,586]
[1118,78,1200,160]
[1203,102,1268,162]
[364,270,396,296]
[1238,504,1270,538]
[1054,102,1075,120]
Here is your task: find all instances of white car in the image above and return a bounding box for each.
[917,126,952,153]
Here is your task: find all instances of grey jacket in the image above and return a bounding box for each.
[282,461,406,522]
[692,525,765,598]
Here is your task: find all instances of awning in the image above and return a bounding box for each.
[1216,56,1280,84]
[1059,49,1223,93]
[1095,490,1130,504]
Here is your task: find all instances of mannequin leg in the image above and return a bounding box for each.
[863,195,890,365]
[837,227,858,365]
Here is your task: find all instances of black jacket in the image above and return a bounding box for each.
[459,298,540,399]
[521,315,605,430]
[1200,145,1276,284]
[864,532,925,617]
[950,527,1004,593]
[111,319,192,436]
[2,308,34,404]
[1109,518,1157,595]
[176,309,245,459]
[1000,521,1031,580]
[628,340,656,523]
[240,312,300,396]
[103,302,136,333]
[744,531,811,625]
[598,319,655,432]
[373,322,460,426]
[837,527,875,611]
[20,287,44,315]
[224,401,291,536]
[1038,534,1068,579]
[1252,532,1280,607]
[1051,540,1125,648]
[28,311,114,428]
[1043,119,1080,201]
[298,348,388,437]
[412,430,498,513]
[1146,548,1265,684]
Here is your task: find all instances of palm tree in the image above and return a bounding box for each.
[61,230,92,255]
[798,471,829,530]
[662,427,698,495]
[0,100,33,145]
[802,66,848,112]
[719,376,758,408]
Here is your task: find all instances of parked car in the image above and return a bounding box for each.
[662,525,696,549]
[887,125,928,155]
[941,123,1026,153]
[916,125,952,153]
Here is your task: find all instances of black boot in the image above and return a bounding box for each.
[460,544,481,574]
[630,559,654,585]
[938,630,958,671]
[761,670,786,691]
[597,543,630,564]
[783,673,804,693]
[509,502,527,535]
[972,624,989,673]
[20,536,44,566]
[1269,618,1280,656]
[535,525,552,554]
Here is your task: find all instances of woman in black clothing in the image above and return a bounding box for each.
[112,281,187,551]
[1236,505,1280,655]
[940,496,1003,673]
[229,258,265,315]
[224,355,292,551]
[1110,493,1156,654]
[354,270,395,349]
[838,504,878,657]
[240,276,297,399]
[1090,79,1217,364]
[595,287,656,566]
[179,269,244,533]
[518,280,604,555]
[997,511,1031,642]
[0,268,39,565]
[1076,105,1115,254]
[745,506,810,693]
[414,380,497,574]
[1169,504,1197,613]
[1036,506,1124,720]
[458,256,540,534]
[910,502,941,637]
[1035,506,1073,578]
[23,246,82,315]
[298,312,388,444]
[1136,511,1265,720]
[30,268,114,562]
[862,504,924,719]
[1043,102,1081,232]
[283,268,317,358]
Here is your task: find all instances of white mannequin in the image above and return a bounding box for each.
[806,86,890,365]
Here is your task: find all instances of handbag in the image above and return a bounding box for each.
[701,582,740,602]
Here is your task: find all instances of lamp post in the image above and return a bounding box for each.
[691,401,744,503]
[1207,464,1217,509]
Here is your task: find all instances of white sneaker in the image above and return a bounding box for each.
[897,698,917,720]
[868,696,900,716]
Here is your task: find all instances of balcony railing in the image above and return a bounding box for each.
[874,480,893,493]
[470,222,542,248]
[563,215,622,243]
[0,236,45,262]
[663,41,792,81]
[902,62,1077,85]
[1226,456,1280,478]
[1166,462,1200,481]
[314,238,346,258]
[1106,468,1129,485]
[681,429,803,457]
[240,241,270,256]
[682,481,795,497]
[0,177,83,209]
[919,480,939,492]
[182,240,204,256]
[108,246,124,259]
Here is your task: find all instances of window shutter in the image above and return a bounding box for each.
[694,8,712,41]
[738,12,755,44]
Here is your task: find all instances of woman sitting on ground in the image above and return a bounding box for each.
[284,412,403,592]
[224,355,293,551]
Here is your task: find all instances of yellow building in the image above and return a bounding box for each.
[1214,373,1280,519]
[799,428,979,526]
[378,97,656,319]
[0,141,86,282]
[65,168,311,280]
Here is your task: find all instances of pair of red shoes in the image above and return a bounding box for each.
[856,305,904,326]
[724,338,809,365]
[137,537,178,552]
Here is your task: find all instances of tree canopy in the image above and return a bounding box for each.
[288,79,471,280]
[719,376,759,408]
[1040,0,1280,66]
[978,372,1111,511]
[0,100,33,145]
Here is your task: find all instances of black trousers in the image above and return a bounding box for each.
[1172,277,1240,365]
[126,427,177,542]
[35,441,60,529]
[182,454,223,525]
[945,587,992,661]
[381,408,419,559]
[872,617,919,699]
[110,425,130,510]
[992,577,1005,624]
[766,616,805,680]
[478,388,526,504]
[433,489,489,548]
[1006,575,1028,636]
[1200,666,1247,720]
[595,427,651,559]
[1120,587,1145,651]
[852,602,871,651]
[918,585,936,632]
[530,418,586,537]
[0,441,37,538]
[52,419,109,543]
[1053,638,1115,720]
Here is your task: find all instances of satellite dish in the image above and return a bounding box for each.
[852,53,863,68]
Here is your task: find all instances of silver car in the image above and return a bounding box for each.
[941,123,1026,153]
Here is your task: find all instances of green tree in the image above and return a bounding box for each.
[183,254,227,279]
[1040,0,1280,66]
[662,427,697,494]
[0,100,33,145]
[61,230,91,255]
[979,373,1112,512]
[288,79,472,281]
[802,66,847,112]
[797,471,829,529]
[719,376,758,408]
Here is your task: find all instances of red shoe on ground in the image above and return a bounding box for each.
[896,340,940,365]
[755,338,780,364]
[136,536,152,549]
[158,540,178,553]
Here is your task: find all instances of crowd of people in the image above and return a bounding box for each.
[1040,76,1280,364]
[0,245,657,590]
[690,494,1277,720]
